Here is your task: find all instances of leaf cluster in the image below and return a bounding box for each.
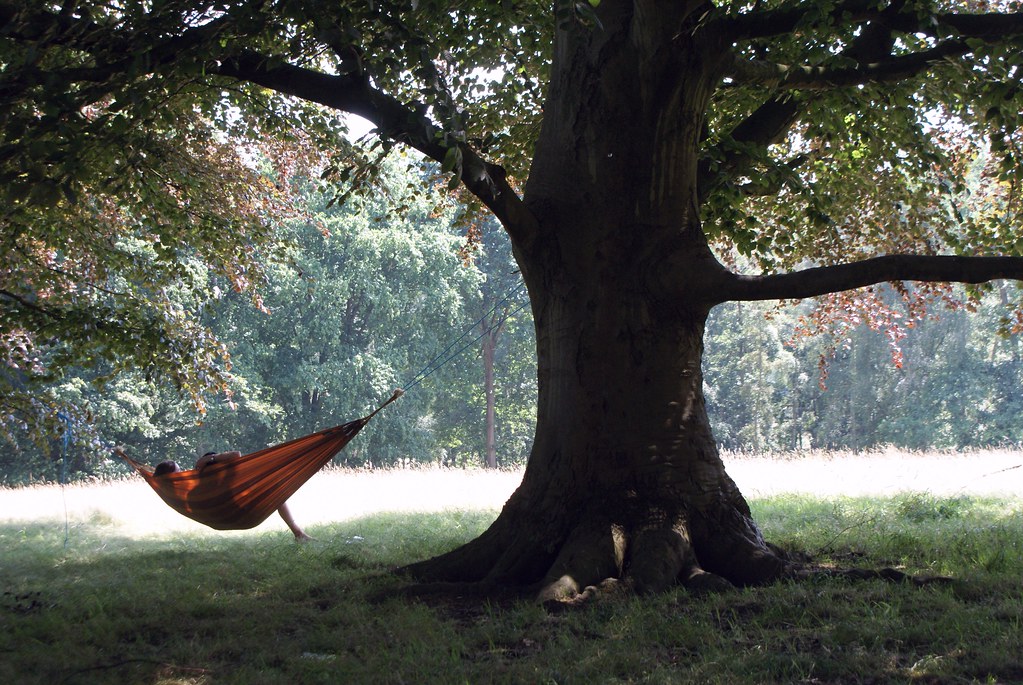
[0,5,315,442]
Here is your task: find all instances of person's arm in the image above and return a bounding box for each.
[196,450,242,471]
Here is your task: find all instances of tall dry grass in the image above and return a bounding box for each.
[1,448,1019,537]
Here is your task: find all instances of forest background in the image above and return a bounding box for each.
[4,153,1022,486]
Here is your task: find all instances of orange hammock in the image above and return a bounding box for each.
[115,390,402,530]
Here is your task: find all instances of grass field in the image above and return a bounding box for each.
[1,449,1022,684]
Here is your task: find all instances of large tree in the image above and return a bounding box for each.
[4,0,1023,596]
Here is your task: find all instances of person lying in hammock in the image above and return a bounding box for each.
[154,451,312,541]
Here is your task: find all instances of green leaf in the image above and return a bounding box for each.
[441,145,462,174]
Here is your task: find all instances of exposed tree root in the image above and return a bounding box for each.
[397,468,950,604]
[541,578,631,612]
[399,513,799,605]
[399,532,954,607]
[535,519,625,601]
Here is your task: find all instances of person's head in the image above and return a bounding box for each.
[154,460,181,476]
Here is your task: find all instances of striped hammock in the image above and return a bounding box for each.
[116,390,401,530]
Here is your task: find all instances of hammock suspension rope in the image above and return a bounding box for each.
[401,281,528,392]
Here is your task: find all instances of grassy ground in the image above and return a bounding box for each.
[1,459,1022,684]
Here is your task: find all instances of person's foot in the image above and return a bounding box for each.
[294,532,313,542]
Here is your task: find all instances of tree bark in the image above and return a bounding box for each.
[404,6,791,596]
[482,324,498,469]
[406,277,790,594]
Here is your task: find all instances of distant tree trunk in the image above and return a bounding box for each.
[482,326,498,469]
[790,380,801,451]
[998,282,1020,365]
[405,8,790,595]
[301,388,321,433]
[755,345,765,450]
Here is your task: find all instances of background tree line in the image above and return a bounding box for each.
[705,283,1023,453]
[0,158,537,484]
[3,159,1022,485]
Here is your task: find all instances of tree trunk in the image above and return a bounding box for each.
[407,286,789,595]
[405,5,790,596]
[482,326,498,469]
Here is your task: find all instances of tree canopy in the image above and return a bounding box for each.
[4,1,1023,367]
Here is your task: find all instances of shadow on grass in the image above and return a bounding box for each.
[2,497,1022,685]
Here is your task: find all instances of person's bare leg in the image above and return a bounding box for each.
[277,502,312,541]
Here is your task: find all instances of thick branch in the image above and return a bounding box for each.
[0,2,233,62]
[730,39,970,90]
[697,97,801,202]
[0,2,539,247]
[716,0,882,41]
[700,0,953,199]
[719,1,1023,43]
[0,290,60,319]
[916,11,1023,39]
[212,53,538,247]
[719,1,1023,89]
[717,255,1023,304]
[0,4,234,110]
